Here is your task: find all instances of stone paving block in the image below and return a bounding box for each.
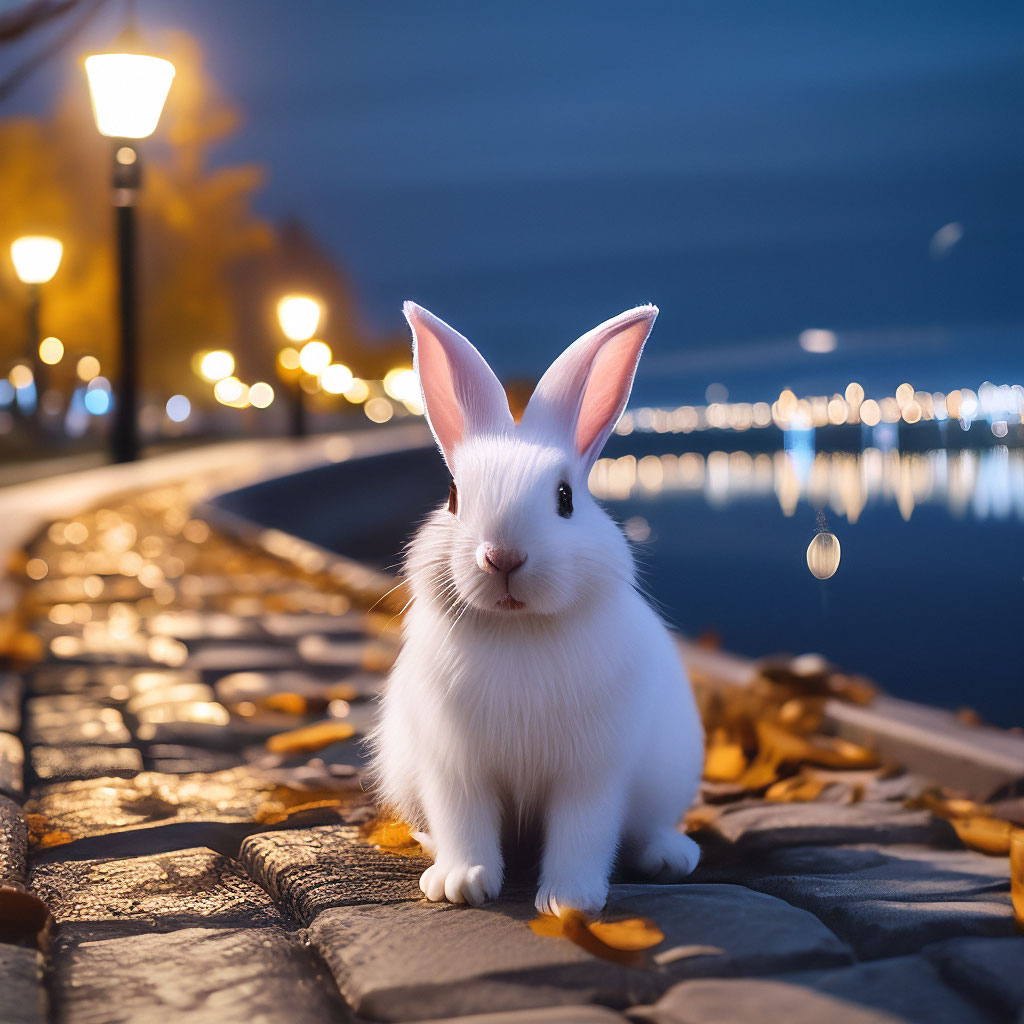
[923,935,1024,1020]
[30,846,283,938]
[24,697,132,747]
[307,883,853,1022]
[705,800,954,851]
[145,744,242,774]
[421,1008,627,1023]
[694,842,1014,959]
[0,945,46,1024]
[1,793,28,887]
[52,925,345,1024]
[629,956,988,1024]
[143,610,266,641]
[29,665,136,700]
[187,644,302,672]
[0,671,23,733]
[0,730,25,798]
[31,744,143,782]
[24,767,347,843]
[215,668,385,704]
[240,823,428,924]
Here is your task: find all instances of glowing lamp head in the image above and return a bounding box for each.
[277,296,321,342]
[85,52,175,139]
[11,236,63,284]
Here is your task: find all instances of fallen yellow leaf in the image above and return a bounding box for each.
[265,720,355,754]
[766,774,828,803]
[530,909,664,966]
[360,816,424,855]
[950,815,1016,856]
[703,729,747,782]
[1011,831,1023,930]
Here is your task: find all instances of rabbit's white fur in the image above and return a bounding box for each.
[369,302,704,916]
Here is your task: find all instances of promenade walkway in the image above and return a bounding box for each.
[0,434,1021,1023]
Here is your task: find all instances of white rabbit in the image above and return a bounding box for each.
[368,301,704,916]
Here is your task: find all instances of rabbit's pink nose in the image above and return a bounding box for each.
[478,543,526,575]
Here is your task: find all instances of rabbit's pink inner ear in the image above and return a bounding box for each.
[415,329,464,457]
[575,315,653,460]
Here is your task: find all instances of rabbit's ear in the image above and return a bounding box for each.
[521,305,657,466]
[405,301,514,471]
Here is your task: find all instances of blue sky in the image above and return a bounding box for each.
[3,0,1023,399]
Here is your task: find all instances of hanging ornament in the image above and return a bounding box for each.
[807,514,841,579]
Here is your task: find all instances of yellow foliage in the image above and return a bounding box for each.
[530,909,664,966]
[0,29,270,393]
[265,720,354,754]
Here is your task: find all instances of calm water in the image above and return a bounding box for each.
[224,438,1024,728]
[590,443,1024,727]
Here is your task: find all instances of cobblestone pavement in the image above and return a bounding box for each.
[1,479,1021,1024]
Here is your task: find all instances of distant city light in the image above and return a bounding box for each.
[0,380,13,406]
[277,296,321,342]
[199,350,235,382]
[213,376,244,405]
[10,236,63,284]
[9,364,34,390]
[298,340,331,375]
[77,355,100,381]
[165,395,191,422]
[278,347,300,372]
[705,382,728,404]
[343,378,370,404]
[321,363,354,395]
[38,337,64,365]
[249,382,275,408]
[383,367,419,403]
[798,329,837,354]
[364,397,394,423]
[84,386,111,415]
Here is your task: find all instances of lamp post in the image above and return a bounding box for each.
[85,34,174,463]
[276,295,322,438]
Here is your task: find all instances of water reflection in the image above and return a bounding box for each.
[589,447,1024,522]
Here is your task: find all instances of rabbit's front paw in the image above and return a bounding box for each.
[419,861,501,905]
[535,877,608,918]
[635,829,701,881]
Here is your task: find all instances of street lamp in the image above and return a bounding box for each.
[85,31,174,462]
[11,235,63,422]
[276,295,322,437]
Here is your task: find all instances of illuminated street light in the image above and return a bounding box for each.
[276,296,321,342]
[85,25,175,462]
[276,295,324,437]
[11,236,62,284]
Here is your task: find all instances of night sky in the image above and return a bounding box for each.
[3,0,1023,401]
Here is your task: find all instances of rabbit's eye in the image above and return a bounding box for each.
[447,480,458,515]
[557,481,573,518]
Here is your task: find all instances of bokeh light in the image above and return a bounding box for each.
[165,395,191,422]
[39,337,64,365]
[199,350,235,382]
[321,363,354,395]
[298,340,331,375]
[249,382,275,408]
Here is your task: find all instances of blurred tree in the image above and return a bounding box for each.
[0,29,270,397]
